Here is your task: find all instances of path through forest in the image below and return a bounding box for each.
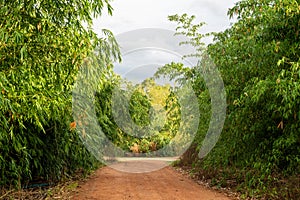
[72,159,233,200]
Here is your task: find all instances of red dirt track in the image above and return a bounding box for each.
[73,161,232,200]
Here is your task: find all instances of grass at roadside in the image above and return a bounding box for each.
[0,164,104,200]
[0,180,78,200]
[172,160,300,200]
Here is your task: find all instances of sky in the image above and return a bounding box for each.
[94,0,237,35]
[92,0,238,84]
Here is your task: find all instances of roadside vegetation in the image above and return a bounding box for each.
[0,0,299,199]
[0,0,118,190]
[169,1,299,199]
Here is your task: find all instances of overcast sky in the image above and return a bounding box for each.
[94,0,237,35]
[92,0,238,84]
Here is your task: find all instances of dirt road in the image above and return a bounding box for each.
[72,160,232,200]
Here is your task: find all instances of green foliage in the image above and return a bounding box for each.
[0,0,119,187]
[129,89,151,127]
[95,76,183,155]
[169,1,300,198]
[209,0,300,175]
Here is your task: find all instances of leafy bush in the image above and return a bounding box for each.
[95,77,182,155]
[0,0,119,187]
[169,1,300,198]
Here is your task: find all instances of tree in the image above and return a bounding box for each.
[94,76,183,155]
[209,0,300,175]
[0,0,120,187]
[167,1,300,198]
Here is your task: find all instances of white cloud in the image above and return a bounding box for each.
[92,0,238,82]
[94,0,237,35]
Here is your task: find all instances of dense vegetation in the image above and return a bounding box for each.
[170,0,299,199]
[94,77,190,156]
[0,0,120,187]
[0,0,299,199]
